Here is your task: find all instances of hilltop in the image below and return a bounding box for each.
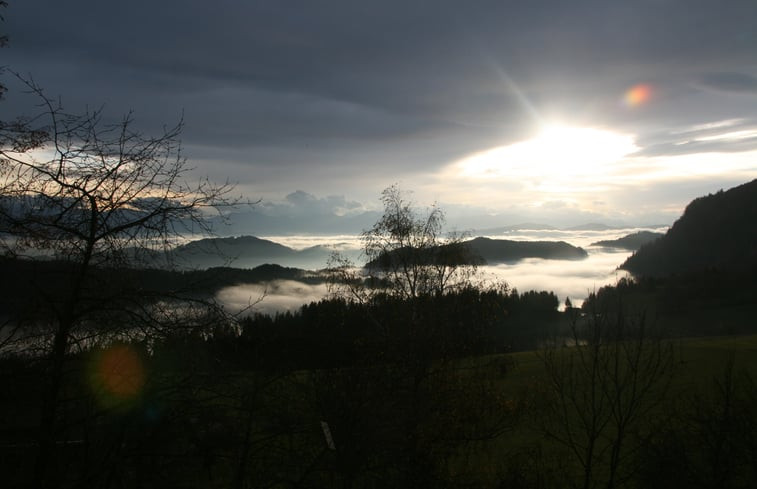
[622,179,757,276]
[367,236,587,268]
[466,237,587,263]
[591,231,664,251]
[169,235,334,270]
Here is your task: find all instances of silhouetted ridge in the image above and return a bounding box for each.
[621,179,757,276]
[591,231,664,251]
[367,237,587,267]
[170,235,332,269]
[467,237,587,263]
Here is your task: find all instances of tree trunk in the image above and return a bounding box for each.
[34,316,73,489]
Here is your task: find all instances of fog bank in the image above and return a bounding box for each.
[217,280,330,316]
[216,228,660,314]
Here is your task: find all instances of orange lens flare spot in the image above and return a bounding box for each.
[623,84,653,107]
[93,345,145,400]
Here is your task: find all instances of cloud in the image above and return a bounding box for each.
[10,0,757,144]
[218,191,381,236]
[540,200,571,210]
[480,247,637,307]
[255,191,363,219]
[635,118,757,157]
[216,280,330,316]
[281,191,366,217]
[697,73,757,95]
[5,0,757,227]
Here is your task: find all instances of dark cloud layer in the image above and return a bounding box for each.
[3,0,757,226]
[8,1,757,136]
[697,73,757,94]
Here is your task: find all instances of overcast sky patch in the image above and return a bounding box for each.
[3,0,757,230]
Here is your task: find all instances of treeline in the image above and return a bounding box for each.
[1,284,563,489]
[582,268,757,337]
[0,257,323,315]
[622,179,757,276]
[193,287,560,371]
[6,289,757,488]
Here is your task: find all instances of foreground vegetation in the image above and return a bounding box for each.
[3,307,757,489]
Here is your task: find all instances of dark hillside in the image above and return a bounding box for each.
[468,237,588,263]
[367,237,587,267]
[622,179,757,276]
[591,230,663,251]
[0,257,323,321]
[170,235,332,269]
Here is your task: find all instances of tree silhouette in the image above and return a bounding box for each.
[0,75,241,487]
[537,303,674,489]
[0,1,8,100]
[321,187,514,486]
[329,184,477,305]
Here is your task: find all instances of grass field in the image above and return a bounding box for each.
[4,333,757,488]
[420,333,757,488]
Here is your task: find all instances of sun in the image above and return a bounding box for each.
[457,125,639,181]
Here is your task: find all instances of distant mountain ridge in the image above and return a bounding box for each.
[0,257,324,311]
[474,223,559,234]
[473,222,668,234]
[591,231,664,251]
[466,237,587,263]
[367,237,587,268]
[170,234,590,270]
[565,223,618,231]
[170,235,334,270]
[622,179,757,276]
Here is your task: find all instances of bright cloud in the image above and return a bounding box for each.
[456,126,639,180]
[216,280,330,316]
[439,123,757,219]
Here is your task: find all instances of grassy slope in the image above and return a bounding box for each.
[5,334,757,487]
[451,334,757,485]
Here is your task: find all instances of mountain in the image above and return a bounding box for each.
[565,223,619,231]
[0,257,325,314]
[621,179,757,276]
[467,237,588,263]
[590,231,664,251]
[169,233,591,270]
[170,235,334,270]
[474,223,558,234]
[366,237,587,268]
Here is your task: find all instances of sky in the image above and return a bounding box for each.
[3,0,757,232]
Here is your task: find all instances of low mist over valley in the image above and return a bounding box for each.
[206,225,665,313]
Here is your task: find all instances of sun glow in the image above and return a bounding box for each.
[456,125,639,182]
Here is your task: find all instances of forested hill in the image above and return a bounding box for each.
[170,235,333,269]
[172,235,588,270]
[467,237,587,263]
[367,237,587,267]
[622,179,757,276]
[591,231,663,251]
[0,257,323,316]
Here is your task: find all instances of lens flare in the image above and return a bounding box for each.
[623,84,653,107]
[90,344,145,406]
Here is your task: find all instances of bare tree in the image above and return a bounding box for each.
[0,75,242,487]
[330,184,477,303]
[537,304,675,489]
[0,1,8,100]
[321,187,514,487]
